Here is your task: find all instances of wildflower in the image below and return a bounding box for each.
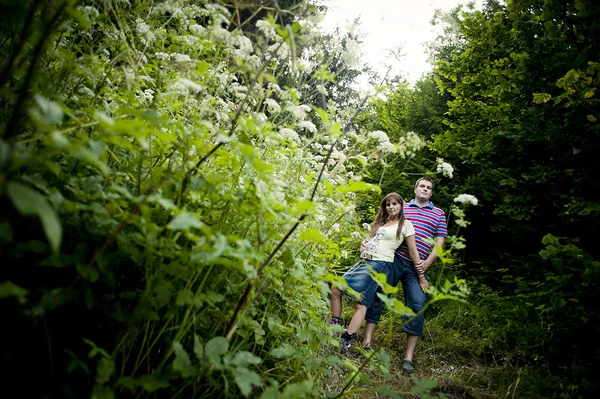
[298,121,317,133]
[135,18,155,44]
[362,223,371,232]
[171,53,192,63]
[155,52,169,60]
[377,141,396,154]
[331,223,340,232]
[398,131,426,158]
[171,78,202,93]
[280,128,299,143]
[264,98,281,114]
[350,231,363,239]
[436,158,454,178]
[316,84,327,96]
[368,130,390,143]
[285,102,311,120]
[256,20,277,40]
[454,194,479,206]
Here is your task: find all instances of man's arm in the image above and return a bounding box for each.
[416,236,445,273]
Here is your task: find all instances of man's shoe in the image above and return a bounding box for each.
[330,317,343,325]
[340,331,356,352]
[402,359,416,374]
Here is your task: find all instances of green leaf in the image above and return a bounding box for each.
[172,342,195,377]
[260,385,282,399]
[0,281,29,300]
[118,375,170,392]
[32,94,64,124]
[270,343,296,358]
[168,212,204,230]
[230,351,262,367]
[294,200,317,212]
[205,336,229,366]
[336,181,381,194]
[298,228,324,242]
[95,357,115,385]
[281,379,313,398]
[91,385,114,399]
[377,385,402,399]
[7,182,62,252]
[234,366,263,397]
[193,335,204,360]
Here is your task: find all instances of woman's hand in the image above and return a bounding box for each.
[360,238,368,252]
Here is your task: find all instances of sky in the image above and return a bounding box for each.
[319,0,480,83]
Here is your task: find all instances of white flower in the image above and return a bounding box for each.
[398,131,426,159]
[340,250,348,259]
[142,89,154,101]
[264,98,281,114]
[189,24,205,35]
[171,78,202,93]
[298,121,317,133]
[362,223,371,232]
[436,158,454,178]
[454,194,479,206]
[316,84,327,96]
[135,18,155,44]
[280,128,299,143]
[331,223,340,232]
[155,52,169,60]
[171,53,192,63]
[368,130,390,143]
[254,112,267,126]
[377,141,396,154]
[350,231,363,239]
[256,19,276,40]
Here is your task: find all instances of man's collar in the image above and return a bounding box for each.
[409,199,434,209]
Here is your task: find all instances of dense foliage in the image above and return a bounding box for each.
[365,0,600,396]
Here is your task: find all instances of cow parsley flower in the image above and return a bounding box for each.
[454,194,479,206]
[298,121,317,133]
[256,20,277,40]
[264,98,281,114]
[436,158,454,178]
[368,130,390,143]
[280,128,299,143]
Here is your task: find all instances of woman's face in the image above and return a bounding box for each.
[386,198,402,219]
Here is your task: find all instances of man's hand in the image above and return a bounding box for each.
[416,258,431,274]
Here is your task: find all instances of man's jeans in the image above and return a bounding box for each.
[365,255,427,336]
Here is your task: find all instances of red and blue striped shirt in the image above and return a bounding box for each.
[396,200,448,261]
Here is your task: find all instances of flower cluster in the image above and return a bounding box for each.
[436,158,454,178]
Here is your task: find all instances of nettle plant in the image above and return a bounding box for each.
[1,1,469,398]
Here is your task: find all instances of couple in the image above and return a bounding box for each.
[330,177,447,374]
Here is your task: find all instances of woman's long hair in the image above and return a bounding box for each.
[368,192,405,240]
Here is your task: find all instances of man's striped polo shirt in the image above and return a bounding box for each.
[396,199,448,261]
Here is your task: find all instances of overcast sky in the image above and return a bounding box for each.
[319,0,480,83]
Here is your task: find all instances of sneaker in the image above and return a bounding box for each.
[402,359,416,374]
[330,317,343,325]
[340,331,356,352]
[361,343,374,355]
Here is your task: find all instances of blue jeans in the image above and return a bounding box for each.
[341,259,389,308]
[365,255,427,336]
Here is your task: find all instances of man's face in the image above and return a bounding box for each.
[414,180,433,202]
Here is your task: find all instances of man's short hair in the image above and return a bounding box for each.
[415,177,434,191]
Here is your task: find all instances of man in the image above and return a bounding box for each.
[363,177,447,374]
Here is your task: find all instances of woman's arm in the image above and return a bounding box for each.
[404,235,421,265]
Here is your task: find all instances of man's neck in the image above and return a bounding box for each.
[414,198,430,207]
